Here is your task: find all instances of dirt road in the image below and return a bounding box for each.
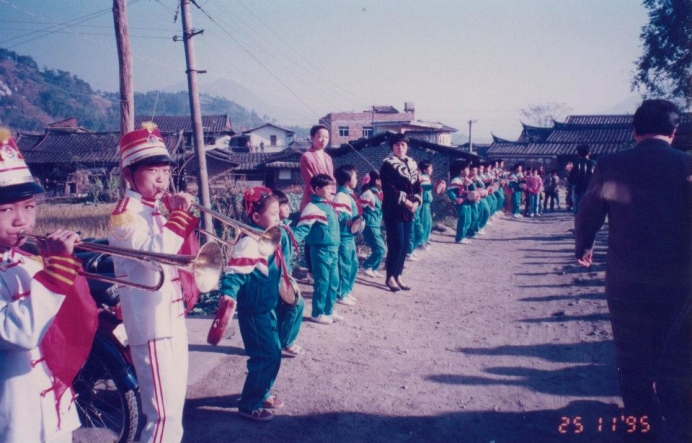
[183,210,627,443]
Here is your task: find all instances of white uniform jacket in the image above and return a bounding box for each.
[0,248,81,443]
[107,190,197,346]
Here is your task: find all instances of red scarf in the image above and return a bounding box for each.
[40,273,97,429]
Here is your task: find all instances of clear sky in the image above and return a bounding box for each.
[0,0,650,141]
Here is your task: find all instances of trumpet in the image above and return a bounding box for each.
[20,232,224,293]
[161,190,281,257]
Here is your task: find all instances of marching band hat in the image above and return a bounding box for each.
[0,128,44,203]
[118,122,174,168]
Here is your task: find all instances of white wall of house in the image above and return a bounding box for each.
[246,126,292,153]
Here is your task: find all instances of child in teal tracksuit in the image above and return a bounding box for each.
[418,160,434,250]
[360,170,385,278]
[447,160,475,244]
[271,189,304,357]
[219,187,286,422]
[509,163,525,218]
[292,174,342,325]
[333,164,360,307]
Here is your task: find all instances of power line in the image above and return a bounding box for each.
[232,0,371,105]
[188,0,320,119]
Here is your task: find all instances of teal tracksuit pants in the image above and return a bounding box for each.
[455,203,473,242]
[478,199,491,228]
[310,246,339,317]
[495,189,505,213]
[276,296,304,349]
[338,237,358,299]
[468,203,480,237]
[408,206,424,253]
[419,202,432,246]
[362,226,385,271]
[237,310,281,412]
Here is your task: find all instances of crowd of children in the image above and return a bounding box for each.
[0,118,574,440]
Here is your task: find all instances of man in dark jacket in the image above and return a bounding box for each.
[575,99,692,442]
[568,143,595,214]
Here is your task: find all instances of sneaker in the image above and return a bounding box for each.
[459,238,472,244]
[425,243,432,250]
[477,229,486,235]
[373,270,383,278]
[239,408,274,422]
[337,296,356,306]
[328,312,344,322]
[347,294,357,302]
[362,269,376,278]
[312,314,333,325]
[405,254,419,262]
[262,396,285,410]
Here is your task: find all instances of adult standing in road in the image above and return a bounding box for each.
[299,124,334,283]
[380,134,422,292]
[575,99,692,442]
[568,144,595,214]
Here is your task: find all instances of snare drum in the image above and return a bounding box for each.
[350,216,365,235]
[279,276,302,307]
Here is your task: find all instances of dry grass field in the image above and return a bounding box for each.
[36,203,114,239]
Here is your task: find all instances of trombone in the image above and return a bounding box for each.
[161,190,281,257]
[20,232,224,293]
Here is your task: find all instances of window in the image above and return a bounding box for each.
[270,135,277,146]
[362,127,373,138]
[338,126,349,137]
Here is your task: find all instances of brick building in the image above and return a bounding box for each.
[320,103,457,148]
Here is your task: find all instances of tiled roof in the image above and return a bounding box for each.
[565,115,633,125]
[242,123,295,136]
[516,124,552,143]
[488,141,632,156]
[20,132,121,164]
[18,131,183,165]
[134,115,232,133]
[264,161,300,169]
[546,122,633,144]
[201,147,304,171]
[373,106,399,113]
[16,133,43,151]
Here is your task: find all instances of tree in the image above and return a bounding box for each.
[632,0,692,108]
[519,102,572,127]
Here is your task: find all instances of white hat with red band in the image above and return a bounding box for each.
[0,128,44,201]
[118,122,173,168]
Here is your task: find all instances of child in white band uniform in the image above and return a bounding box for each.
[108,123,198,443]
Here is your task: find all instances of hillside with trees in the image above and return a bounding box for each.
[0,48,303,134]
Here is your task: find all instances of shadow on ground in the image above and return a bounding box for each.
[183,399,633,443]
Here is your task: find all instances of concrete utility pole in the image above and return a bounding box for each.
[468,119,477,154]
[180,0,213,233]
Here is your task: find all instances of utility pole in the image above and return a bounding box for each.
[180,0,213,233]
[467,119,477,154]
[112,0,133,197]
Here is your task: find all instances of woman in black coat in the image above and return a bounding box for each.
[380,134,422,292]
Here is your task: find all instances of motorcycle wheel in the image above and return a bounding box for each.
[73,351,140,443]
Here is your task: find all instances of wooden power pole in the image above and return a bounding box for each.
[180,0,213,232]
[112,0,133,197]
[112,0,134,137]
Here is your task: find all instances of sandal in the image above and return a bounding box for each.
[238,408,274,422]
[283,344,305,356]
[262,395,285,410]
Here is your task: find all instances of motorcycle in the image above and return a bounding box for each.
[72,246,142,443]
